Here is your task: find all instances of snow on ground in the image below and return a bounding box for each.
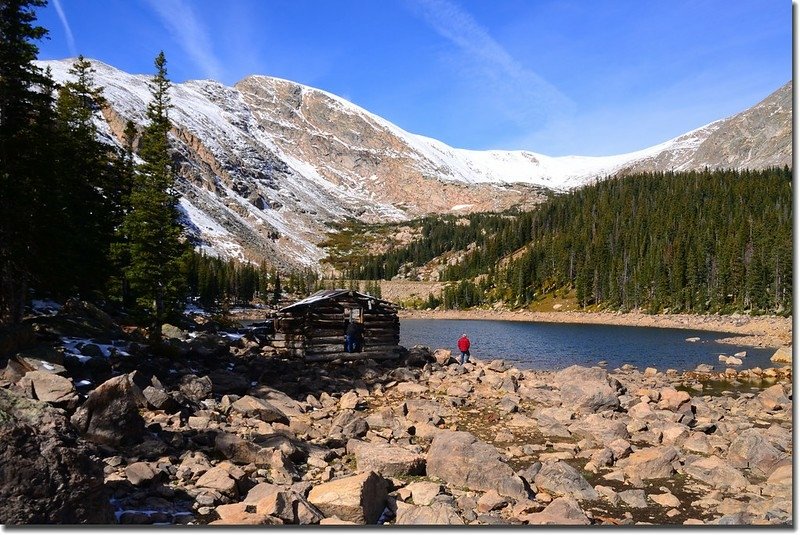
[61,337,130,361]
[30,299,62,316]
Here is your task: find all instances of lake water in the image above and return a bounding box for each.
[399,319,777,372]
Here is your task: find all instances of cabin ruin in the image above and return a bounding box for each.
[272,289,401,361]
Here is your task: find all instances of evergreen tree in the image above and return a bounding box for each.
[47,55,119,298]
[121,51,188,341]
[0,0,52,325]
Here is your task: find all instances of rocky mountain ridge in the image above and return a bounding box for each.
[38,59,791,270]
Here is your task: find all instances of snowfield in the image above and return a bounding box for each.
[36,58,778,268]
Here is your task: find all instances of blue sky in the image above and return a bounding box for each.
[35,0,790,156]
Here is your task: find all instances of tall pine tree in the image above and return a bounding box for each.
[122,51,187,342]
[48,55,120,299]
[0,0,52,325]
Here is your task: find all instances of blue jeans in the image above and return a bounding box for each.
[345,335,356,353]
[460,351,470,364]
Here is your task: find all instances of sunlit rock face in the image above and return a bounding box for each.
[39,59,790,270]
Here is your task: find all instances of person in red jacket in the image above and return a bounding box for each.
[457,333,471,365]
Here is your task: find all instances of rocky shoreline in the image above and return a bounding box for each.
[400,309,793,349]
[0,301,792,525]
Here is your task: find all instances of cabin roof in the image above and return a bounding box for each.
[279,289,396,313]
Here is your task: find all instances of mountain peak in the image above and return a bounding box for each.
[36,58,791,270]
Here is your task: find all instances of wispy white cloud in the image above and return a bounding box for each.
[409,0,575,137]
[143,0,224,80]
[52,0,77,57]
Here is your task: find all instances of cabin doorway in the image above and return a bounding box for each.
[344,307,365,353]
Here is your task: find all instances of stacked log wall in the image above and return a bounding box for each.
[270,294,401,360]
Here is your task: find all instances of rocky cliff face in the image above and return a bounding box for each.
[38,59,790,270]
[622,82,791,174]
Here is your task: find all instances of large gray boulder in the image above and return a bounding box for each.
[427,431,528,499]
[0,389,114,524]
[554,366,621,413]
[346,439,425,477]
[307,471,387,524]
[726,428,788,477]
[533,461,598,501]
[70,372,146,447]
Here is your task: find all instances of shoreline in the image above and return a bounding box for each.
[398,309,792,349]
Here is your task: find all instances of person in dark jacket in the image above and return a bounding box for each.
[457,333,471,364]
[346,320,364,353]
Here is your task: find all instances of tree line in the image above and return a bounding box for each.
[0,1,312,338]
[354,168,792,315]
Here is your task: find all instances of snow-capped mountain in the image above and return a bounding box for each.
[38,59,791,270]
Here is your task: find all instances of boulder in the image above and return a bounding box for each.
[248,386,306,418]
[404,481,443,506]
[329,409,369,438]
[208,369,250,395]
[757,384,790,411]
[0,389,114,524]
[211,503,271,525]
[142,385,179,412]
[769,346,791,364]
[339,391,359,410]
[394,502,464,525]
[763,464,792,498]
[307,471,387,524]
[567,414,629,444]
[178,374,213,404]
[196,465,242,498]
[553,366,621,413]
[214,432,268,465]
[125,462,162,486]
[70,372,146,447]
[19,370,78,407]
[523,497,590,525]
[622,446,678,480]
[683,456,749,491]
[161,323,187,340]
[243,483,285,504]
[231,395,289,424]
[346,439,425,477]
[726,428,787,477]
[255,490,324,524]
[618,489,648,508]
[427,431,528,499]
[651,492,681,508]
[404,399,446,424]
[533,461,598,501]
[656,387,692,412]
[433,349,456,366]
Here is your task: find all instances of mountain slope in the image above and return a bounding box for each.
[38,59,790,270]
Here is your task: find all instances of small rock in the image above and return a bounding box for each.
[339,391,359,410]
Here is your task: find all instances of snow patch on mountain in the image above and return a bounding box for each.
[37,58,790,270]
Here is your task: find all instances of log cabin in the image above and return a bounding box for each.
[272,289,401,362]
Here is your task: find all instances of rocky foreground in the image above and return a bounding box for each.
[0,301,792,525]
